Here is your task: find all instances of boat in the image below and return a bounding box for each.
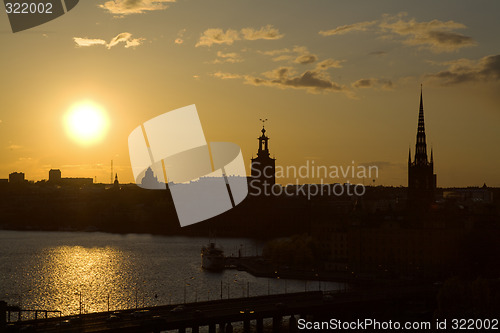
[201,242,225,271]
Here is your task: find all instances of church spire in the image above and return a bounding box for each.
[414,84,428,165]
[408,86,436,207]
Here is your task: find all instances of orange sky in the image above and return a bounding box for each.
[0,1,499,187]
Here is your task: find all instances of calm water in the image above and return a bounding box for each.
[0,231,341,318]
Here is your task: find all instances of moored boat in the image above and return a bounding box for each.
[201,242,225,271]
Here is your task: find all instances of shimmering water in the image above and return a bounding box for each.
[0,231,341,318]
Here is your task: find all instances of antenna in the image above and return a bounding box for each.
[110,160,113,184]
[259,118,268,127]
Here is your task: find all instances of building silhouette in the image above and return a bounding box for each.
[141,167,163,189]
[46,169,92,187]
[49,169,62,184]
[250,121,276,192]
[408,87,436,206]
[8,172,25,184]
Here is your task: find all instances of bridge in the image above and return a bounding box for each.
[2,285,437,333]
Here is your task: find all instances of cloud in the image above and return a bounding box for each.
[107,32,144,48]
[257,48,290,56]
[294,54,318,65]
[211,72,243,80]
[352,78,393,89]
[196,28,240,47]
[259,46,322,65]
[209,45,349,95]
[99,0,175,15]
[244,67,346,94]
[196,25,283,47]
[379,14,476,53]
[315,58,343,70]
[272,55,294,62]
[241,25,284,41]
[212,51,243,64]
[175,38,184,44]
[319,20,377,36]
[211,67,347,94]
[320,13,476,53]
[425,54,500,85]
[73,37,107,47]
[6,144,22,150]
[73,33,144,49]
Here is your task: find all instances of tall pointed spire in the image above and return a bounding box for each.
[418,84,425,133]
[408,86,436,207]
[414,84,428,165]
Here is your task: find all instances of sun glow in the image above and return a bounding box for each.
[65,101,109,145]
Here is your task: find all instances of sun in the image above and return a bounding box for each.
[65,101,109,145]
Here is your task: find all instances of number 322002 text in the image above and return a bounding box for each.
[5,2,53,14]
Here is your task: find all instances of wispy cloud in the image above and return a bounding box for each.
[240,25,284,41]
[99,0,175,15]
[211,44,349,95]
[320,13,476,53]
[259,46,325,66]
[107,32,144,48]
[257,48,290,56]
[196,25,283,47]
[272,54,294,62]
[73,37,107,47]
[6,144,22,150]
[74,32,145,49]
[315,58,343,70]
[212,51,243,64]
[196,28,240,47]
[294,54,318,65]
[379,13,476,53]
[210,72,243,80]
[352,78,393,90]
[319,20,377,36]
[425,54,500,85]
[244,67,346,94]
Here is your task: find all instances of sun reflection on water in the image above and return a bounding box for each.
[30,246,135,315]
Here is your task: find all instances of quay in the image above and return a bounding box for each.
[224,256,358,283]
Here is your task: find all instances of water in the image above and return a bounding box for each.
[0,231,342,318]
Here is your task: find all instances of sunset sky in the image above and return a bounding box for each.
[0,0,499,187]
